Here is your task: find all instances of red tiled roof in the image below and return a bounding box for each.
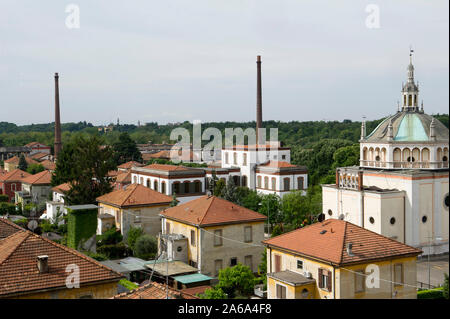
[118,161,144,169]
[0,218,24,239]
[223,144,290,150]
[20,170,52,185]
[115,171,131,184]
[142,164,191,172]
[52,182,71,194]
[161,195,267,227]
[31,152,48,160]
[25,142,49,148]
[0,169,31,183]
[112,281,198,299]
[0,229,123,297]
[258,161,298,168]
[4,156,38,165]
[96,184,172,208]
[40,159,56,171]
[262,219,422,266]
[181,285,212,296]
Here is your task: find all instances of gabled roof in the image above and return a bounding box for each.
[0,169,31,183]
[52,182,71,194]
[115,171,132,184]
[262,219,422,266]
[4,156,38,165]
[96,183,172,208]
[118,161,144,170]
[40,159,56,171]
[25,142,49,148]
[112,281,198,299]
[160,195,267,227]
[0,218,24,239]
[0,229,123,297]
[142,163,191,172]
[20,170,52,185]
[30,152,49,160]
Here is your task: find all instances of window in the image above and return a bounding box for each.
[328,209,333,216]
[153,180,158,191]
[191,230,196,246]
[166,222,171,234]
[230,257,237,267]
[244,226,252,243]
[225,152,229,164]
[242,175,247,187]
[172,182,180,195]
[274,255,281,272]
[318,269,331,291]
[243,153,247,165]
[390,217,396,225]
[134,213,141,223]
[233,152,237,165]
[214,259,223,276]
[194,181,201,193]
[283,177,290,191]
[394,264,403,286]
[271,177,276,191]
[422,215,427,223]
[244,255,253,270]
[369,217,375,224]
[282,155,286,160]
[264,176,269,189]
[297,260,303,269]
[214,229,223,246]
[276,284,286,299]
[445,194,449,210]
[257,176,262,188]
[147,179,151,188]
[161,182,166,194]
[297,177,304,190]
[183,181,190,194]
[355,270,365,293]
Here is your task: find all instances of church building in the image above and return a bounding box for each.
[322,53,449,255]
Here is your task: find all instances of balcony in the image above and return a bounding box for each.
[360,160,448,170]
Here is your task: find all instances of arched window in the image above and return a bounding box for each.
[172,182,180,195]
[264,176,269,189]
[153,180,158,191]
[408,95,412,106]
[283,177,290,191]
[183,181,190,194]
[242,175,247,187]
[257,176,262,188]
[225,152,229,164]
[147,179,151,188]
[363,147,368,160]
[297,177,304,190]
[421,148,430,162]
[194,180,201,193]
[233,152,237,165]
[161,181,166,194]
[271,177,276,191]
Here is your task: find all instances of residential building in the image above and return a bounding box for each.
[3,155,38,172]
[31,152,51,162]
[117,161,144,172]
[322,55,449,255]
[96,183,173,238]
[43,182,70,222]
[159,195,267,276]
[112,281,198,299]
[40,159,56,172]
[0,218,123,299]
[15,170,53,209]
[263,219,422,299]
[24,142,51,155]
[113,171,132,190]
[0,169,31,202]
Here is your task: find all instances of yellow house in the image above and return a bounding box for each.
[96,183,173,239]
[262,219,422,299]
[0,218,123,299]
[160,195,267,277]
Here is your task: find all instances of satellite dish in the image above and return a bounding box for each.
[28,220,38,232]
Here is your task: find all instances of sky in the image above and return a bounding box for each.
[0,0,448,126]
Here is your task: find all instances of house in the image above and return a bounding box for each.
[31,152,51,162]
[112,281,198,299]
[0,218,123,299]
[159,195,267,276]
[24,142,51,155]
[113,171,132,190]
[96,184,173,238]
[0,169,31,202]
[117,161,144,172]
[39,159,56,171]
[15,170,53,210]
[262,219,422,299]
[3,156,38,172]
[43,182,70,222]
[131,163,206,204]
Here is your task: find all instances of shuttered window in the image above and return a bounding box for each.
[274,255,281,272]
[318,268,332,291]
[276,284,286,299]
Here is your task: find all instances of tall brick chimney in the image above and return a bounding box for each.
[54,73,62,159]
[256,55,263,145]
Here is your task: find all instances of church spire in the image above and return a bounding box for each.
[401,48,419,112]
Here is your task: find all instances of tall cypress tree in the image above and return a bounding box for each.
[18,154,28,171]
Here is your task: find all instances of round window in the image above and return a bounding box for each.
[422,216,427,223]
[443,156,448,162]
[375,156,380,161]
[390,217,396,225]
[444,194,449,210]
[328,209,333,216]
[301,288,309,298]
[177,246,182,252]
[318,213,325,222]
[369,217,375,224]
[339,214,345,220]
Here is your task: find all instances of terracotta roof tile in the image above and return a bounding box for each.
[40,159,56,171]
[0,218,24,239]
[31,152,49,160]
[20,170,52,185]
[97,184,172,208]
[52,182,71,194]
[0,169,31,182]
[0,229,123,297]
[118,161,144,169]
[258,161,298,168]
[142,164,191,172]
[262,219,422,266]
[112,281,198,299]
[161,196,267,226]
[115,171,132,184]
[4,156,38,165]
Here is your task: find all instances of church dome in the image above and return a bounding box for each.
[365,111,449,143]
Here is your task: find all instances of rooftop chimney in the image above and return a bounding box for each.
[346,243,354,256]
[54,73,62,160]
[37,255,49,273]
[256,55,263,145]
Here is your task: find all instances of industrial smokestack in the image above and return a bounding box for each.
[256,55,263,145]
[54,73,62,159]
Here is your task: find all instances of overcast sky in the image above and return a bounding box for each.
[0,0,448,126]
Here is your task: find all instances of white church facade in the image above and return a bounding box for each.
[322,54,449,255]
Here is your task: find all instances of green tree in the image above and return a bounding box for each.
[51,134,117,205]
[26,163,45,175]
[170,194,179,207]
[133,235,158,260]
[127,226,144,252]
[216,263,255,298]
[112,132,143,165]
[444,273,449,299]
[18,154,28,171]
[221,176,238,203]
[199,287,228,299]
[213,179,226,197]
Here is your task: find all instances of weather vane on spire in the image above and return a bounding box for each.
[409,46,414,63]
